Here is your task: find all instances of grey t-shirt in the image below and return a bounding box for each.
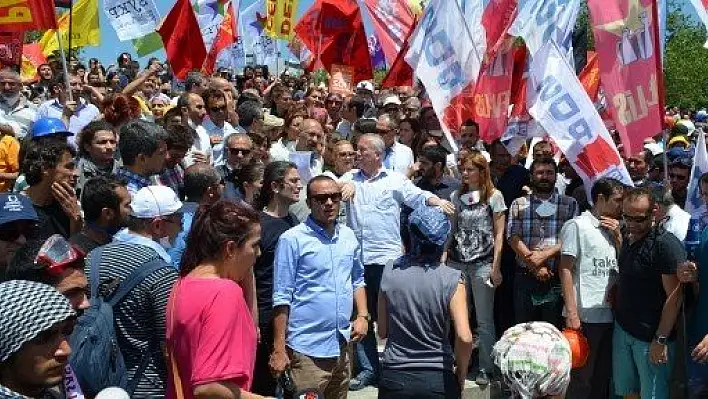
[380,256,462,370]
[450,189,506,263]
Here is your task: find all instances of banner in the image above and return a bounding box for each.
[472,42,516,142]
[509,0,580,57]
[481,0,517,60]
[690,0,708,47]
[329,64,354,94]
[231,0,277,67]
[203,0,239,75]
[528,40,633,201]
[362,0,415,67]
[686,129,708,216]
[588,0,664,156]
[158,0,207,79]
[405,0,483,145]
[20,43,45,83]
[39,0,101,56]
[192,0,228,51]
[265,0,299,39]
[0,0,57,32]
[0,32,22,68]
[104,0,160,41]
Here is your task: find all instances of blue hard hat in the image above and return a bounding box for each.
[31,118,73,139]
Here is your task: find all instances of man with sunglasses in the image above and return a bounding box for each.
[613,187,685,399]
[0,193,39,271]
[325,93,343,128]
[218,133,254,201]
[669,157,692,209]
[201,88,238,166]
[270,176,367,399]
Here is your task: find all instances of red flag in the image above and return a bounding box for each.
[471,42,516,143]
[0,0,57,32]
[157,0,207,80]
[380,18,416,88]
[203,1,239,75]
[481,0,517,60]
[362,0,415,67]
[588,0,665,156]
[295,0,373,83]
[578,51,601,102]
[0,32,23,68]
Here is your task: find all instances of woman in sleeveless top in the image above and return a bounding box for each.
[444,150,507,386]
[378,206,474,399]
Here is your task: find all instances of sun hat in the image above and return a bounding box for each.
[130,186,183,219]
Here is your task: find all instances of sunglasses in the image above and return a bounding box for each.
[338,151,356,157]
[311,193,342,204]
[622,213,651,223]
[209,105,227,113]
[0,220,38,242]
[228,148,252,156]
[35,235,85,277]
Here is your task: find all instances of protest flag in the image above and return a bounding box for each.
[203,0,240,75]
[588,0,665,156]
[132,32,163,57]
[0,0,57,32]
[380,18,416,88]
[20,43,46,83]
[690,0,708,47]
[362,0,415,67]
[157,0,207,80]
[39,0,100,56]
[527,40,633,201]
[578,51,600,101]
[686,129,708,216]
[104,0,160,41]
[265,0,299,39]
[0,32,23,70]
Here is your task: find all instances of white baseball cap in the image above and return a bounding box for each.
[382,95,402,107]
[130,186,183,218]
[356,80,374,93]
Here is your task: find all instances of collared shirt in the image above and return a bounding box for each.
[0,96,37,139]
[204,118,238,166]
[507,193,579,271]
[168,202,199,269]
[154,164,185,195]
[36,98,100,143]
[113,228,172,263]
[115,167,152,196]
[342,168,432,265]
[269,138,297,162]
[183,122,213,168]
[273,217,365,358]
[383,141,414,175]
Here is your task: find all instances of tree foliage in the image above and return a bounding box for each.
[664,2,708,109]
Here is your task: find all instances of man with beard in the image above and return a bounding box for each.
[0,69,37,139]
[0,194,38,271]
[69,176,131,254]
[177,93,212,167]
[37,74,100,141]
[115,120,168,195]
[507,157,579,328]
[559,178,625,399]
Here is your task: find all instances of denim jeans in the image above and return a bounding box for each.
[354,264,384,380]
[378,368,461,399]
[448,260,496,373]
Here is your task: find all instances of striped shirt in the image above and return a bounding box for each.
[85,242,178,398]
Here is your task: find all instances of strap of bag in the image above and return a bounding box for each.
[107,258,168,307]
[168,281,185,399]
[88,246,105,299]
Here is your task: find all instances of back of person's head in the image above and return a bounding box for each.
[407,205,450,262]
[118,120,168,166]
[22,138,75,186]
[81,176,126,224]
[164,123,195,152]
[237,100,263,128]
[184,72,205,92]
[179,200,260,276]
[348,95,369,118]
[102,94,141,127]
[3,239,59,285]
[237,91,262,107]
[493,322,572,398]
[257,161,297,210]
[183,164,221,202]
[590,177,625,205]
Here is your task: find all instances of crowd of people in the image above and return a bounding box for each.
[0,53,707,399]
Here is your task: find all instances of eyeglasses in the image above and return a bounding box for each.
[311,193,342,204]
[209,105,227,113]
[35,235,85,277]
[228,148,252,156]
[159,214,182,226]
[338,151,355,158]
[622,213,651,223]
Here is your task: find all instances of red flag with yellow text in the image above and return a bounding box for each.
[0,0,57,32]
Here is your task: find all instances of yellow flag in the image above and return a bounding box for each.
[39,0,100,56]
[265,0,299,40]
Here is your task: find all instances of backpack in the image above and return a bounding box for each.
[69,246,168,396]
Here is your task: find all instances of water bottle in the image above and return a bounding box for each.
[685,217,702,261]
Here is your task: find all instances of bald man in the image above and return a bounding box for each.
[0,69,36,139]
[177,92,213,167]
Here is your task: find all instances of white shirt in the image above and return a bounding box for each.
[183,122,213,168]
[203,118,238,166]
[269,138,297,162]
[383,141,414,175]
[0,96,36,139]
[664,204,691,242]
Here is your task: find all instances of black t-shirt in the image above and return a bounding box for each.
[496,165,530,208]
[34,201,71,239]
[615,227,686,342]
[254,212,299,326]
[69,231,108,255]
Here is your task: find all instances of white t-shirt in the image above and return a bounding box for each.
[203,119,238,166]
[183,122,213,168]
[560,211,617,324]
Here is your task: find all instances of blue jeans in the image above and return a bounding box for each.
[613,322,674,398]
[449,260,496,372]
[378,368,460,399]
[354,264,384,380]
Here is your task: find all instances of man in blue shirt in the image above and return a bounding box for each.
[270,175,368,398]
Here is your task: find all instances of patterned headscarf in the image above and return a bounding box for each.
[0,280,75,362]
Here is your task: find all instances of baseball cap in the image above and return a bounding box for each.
[408,205,451,247]
[382,95,402,107]
[263,113,284,128]
[356,80,374,93]
[0,194,38,225]
[130,186,183,219]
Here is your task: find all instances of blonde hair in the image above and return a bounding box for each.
[460,150,496,204]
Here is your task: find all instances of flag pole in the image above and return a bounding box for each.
[55,31,73,103]
[67,0,73,67]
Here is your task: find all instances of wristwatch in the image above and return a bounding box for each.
[654,334,668,345]
[357,314,372,322]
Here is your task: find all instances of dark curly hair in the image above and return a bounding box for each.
[22,138,76,186]
[76,120,115,157]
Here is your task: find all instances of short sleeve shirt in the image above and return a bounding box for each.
[449,189,506,264]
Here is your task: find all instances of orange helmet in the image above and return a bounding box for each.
[562,328,590,369]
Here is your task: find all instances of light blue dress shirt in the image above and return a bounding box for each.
[37,98,100,147]
[273,217,365,358]
[342,168,432,265]
[383,141,414,175]
[113,228,172,263]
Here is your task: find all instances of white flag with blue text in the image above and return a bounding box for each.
[509,0,581,58]
[686,128,708,216]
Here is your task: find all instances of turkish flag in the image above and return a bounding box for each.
[0,0,57,32]
[157,0,207,80]
[380,18,416,88]
[578,51,601,102]
[295,0,373,82]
